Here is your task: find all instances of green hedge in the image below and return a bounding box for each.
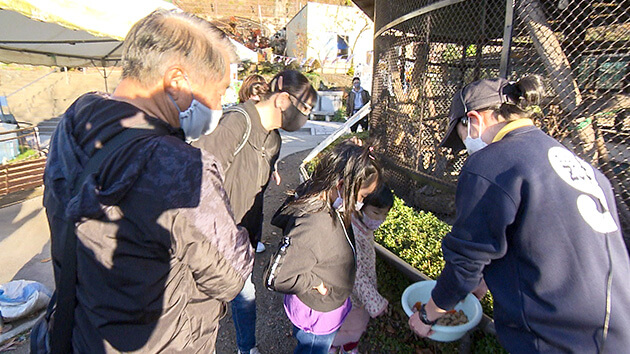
[375,197,450,279]
[7,147,40,164]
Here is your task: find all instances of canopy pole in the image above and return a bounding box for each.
[90,59,119,93]
[101,60,108,93]
[102,72,108,93]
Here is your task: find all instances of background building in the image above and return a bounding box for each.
[285,2,373,82]
[174,0,348,37]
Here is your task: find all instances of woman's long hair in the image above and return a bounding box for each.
[293,141,381,226]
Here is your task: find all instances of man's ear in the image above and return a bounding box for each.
[163,66,189,107]
[467,111,484,125]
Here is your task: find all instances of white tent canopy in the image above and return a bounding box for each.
[0,0,257,68]
[230,39,258,63]
[0,0,178,67]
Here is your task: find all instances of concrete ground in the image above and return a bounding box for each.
[0,121,342,353]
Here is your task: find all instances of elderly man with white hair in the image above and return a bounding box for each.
[35,9,254,353]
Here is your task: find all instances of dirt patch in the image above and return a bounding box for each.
[215,150,308,354]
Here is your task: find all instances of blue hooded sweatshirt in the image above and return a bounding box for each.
[432,124,630,353]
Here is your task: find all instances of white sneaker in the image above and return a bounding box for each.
[256,242,266,253]
[238,348,261,354]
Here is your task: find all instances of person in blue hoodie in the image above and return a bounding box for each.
[409,76,630,353]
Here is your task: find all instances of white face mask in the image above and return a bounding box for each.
[332,189,363,212]
[169,78,222,143]
[179,99,222,143]
[463,117,488,155]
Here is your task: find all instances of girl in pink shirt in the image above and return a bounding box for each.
[330,185,394,354]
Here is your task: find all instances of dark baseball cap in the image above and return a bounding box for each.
[439,78,514,151]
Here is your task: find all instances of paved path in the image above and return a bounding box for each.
[0,194,53,290]
[279,120,341,160]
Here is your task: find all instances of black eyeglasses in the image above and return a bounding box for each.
[286,92,313,116]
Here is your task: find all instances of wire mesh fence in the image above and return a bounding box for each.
[370,0,630,239]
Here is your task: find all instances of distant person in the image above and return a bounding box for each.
[194,70,317,354]
[330,184,393,354]
[346,77,370,133]
[36,9,254,353]
[265,142,381,354]
[409,76,630,353]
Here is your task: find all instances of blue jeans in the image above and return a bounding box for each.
[292,326,339,354]
[232,274,256,353]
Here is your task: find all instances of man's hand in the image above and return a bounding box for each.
[409,298,445,338]
[472,278,488,300]
[313,282,328,296]
[409,311,434,337]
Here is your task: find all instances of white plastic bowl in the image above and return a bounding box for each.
[401,280,482,342]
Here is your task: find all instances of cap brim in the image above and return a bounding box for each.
[439,118,465,151]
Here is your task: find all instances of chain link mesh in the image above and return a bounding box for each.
[371,0,630,235]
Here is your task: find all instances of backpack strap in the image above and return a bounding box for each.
[224,106,251,157]
[50,123,169,354]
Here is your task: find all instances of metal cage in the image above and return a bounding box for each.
[369,0,630,242]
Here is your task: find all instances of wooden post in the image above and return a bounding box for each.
[0,165,7,197]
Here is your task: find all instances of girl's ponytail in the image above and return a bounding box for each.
[514,75,545,109]
[497,75,546,121]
